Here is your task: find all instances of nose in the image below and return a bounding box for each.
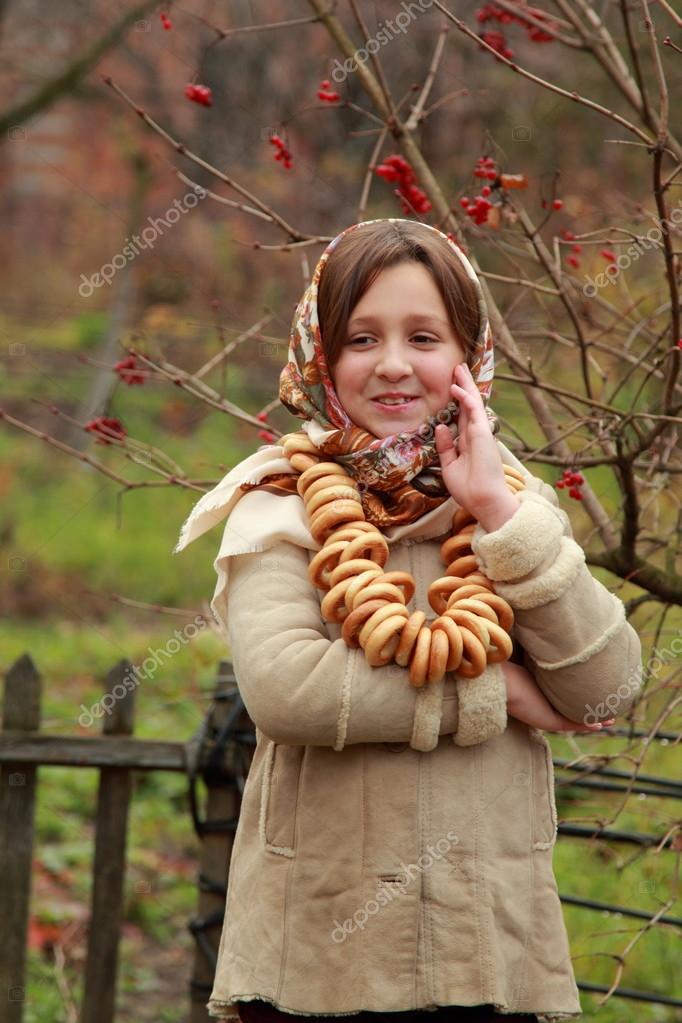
[374,340,415,380]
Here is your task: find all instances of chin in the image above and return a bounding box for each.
[367,416,425,439]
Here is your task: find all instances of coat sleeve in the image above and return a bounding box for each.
[220,539,505,751]
[470,476,643,725]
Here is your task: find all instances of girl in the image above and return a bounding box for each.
[174,219,642,1023]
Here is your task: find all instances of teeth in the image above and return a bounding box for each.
[376,397,413,405]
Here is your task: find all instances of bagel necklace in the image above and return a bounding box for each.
[278,430,527,689]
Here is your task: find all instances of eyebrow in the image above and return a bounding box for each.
[347,313,450,330]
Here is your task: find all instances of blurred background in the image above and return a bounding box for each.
[0,2,680,1021]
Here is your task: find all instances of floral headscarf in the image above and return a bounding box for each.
[240,217,499,528]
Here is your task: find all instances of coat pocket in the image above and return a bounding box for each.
[259,740,305,858]
[529,730,558,851]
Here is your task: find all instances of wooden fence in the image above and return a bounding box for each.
[0,654,254,1023]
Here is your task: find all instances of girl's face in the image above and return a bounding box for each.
[329,262,468,439]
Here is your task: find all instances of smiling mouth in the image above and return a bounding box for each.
[370,396,421,409]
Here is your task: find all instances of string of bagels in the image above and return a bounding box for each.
[279,430,527,689]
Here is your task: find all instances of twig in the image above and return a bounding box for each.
[429,0,657,150]
[102,76,307,242]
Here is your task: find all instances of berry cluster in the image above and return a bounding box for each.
[85,416,127,445]
[565,242,582,269]
[460,157,499,225]
[256,410,276,443]
[559,229,582,269]
[555,468,585,500]
[474,156,498,181]
[317,79,340,103]
[374,155,431,215]
[478,30,514,58]
[461,156,529,227]
[270,133,293,169]
[159,11,172,30]
[185,83,212,107]
[460,191,493,225]
[114,354,145,386]
[476,3,557,44]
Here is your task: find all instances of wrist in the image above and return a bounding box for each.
[474,491,521,532]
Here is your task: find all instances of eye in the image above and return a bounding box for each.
[347,334,438,345]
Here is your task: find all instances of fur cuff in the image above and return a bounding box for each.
[452,663,507,747]
[410,675,446,752]
[471,490,565,582]
[492,536,585,610]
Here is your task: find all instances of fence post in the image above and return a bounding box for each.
[0,654,42,1023]
[81,659,136,1023]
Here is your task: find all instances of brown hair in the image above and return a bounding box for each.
[317,220,481,374]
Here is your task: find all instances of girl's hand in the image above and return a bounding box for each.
[435,362,511,519]
[503,661,615,733]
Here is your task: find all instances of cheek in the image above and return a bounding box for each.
[332,354,362,396]
[423,354,457,402]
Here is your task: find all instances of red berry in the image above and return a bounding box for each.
[600,249,617,262]
[567,255,580,269]
[560,229,576,241]
[481,185,492,196]
[114,355,145,386]
[552,199,563,210]
[258,430,275,443]
[256,411,268,422]
[85,416,126,445]
[479,29,513,59]
[375,154,430,213]
[571,243,582,253]
[270,133,293,168]
[185,83,213,107]
[556,480,565,489]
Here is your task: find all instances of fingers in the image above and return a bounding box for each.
[584,717,616,731]
[435,424,457,469]
[450,365,468,446]
[450,363,485,428]
[551,716,615,733]
[451,365,478,405]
